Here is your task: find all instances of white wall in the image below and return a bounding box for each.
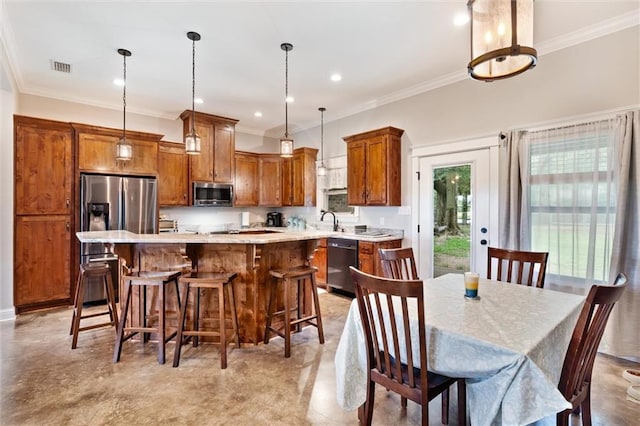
[1,30,18,319]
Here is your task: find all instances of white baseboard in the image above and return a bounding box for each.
[0,308,16,322]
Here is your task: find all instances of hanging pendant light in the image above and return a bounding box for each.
[468,0,537,82]
[115,48,133,161]
[317,107,327,176]
[185,31,201,155]
[280,42,294,157]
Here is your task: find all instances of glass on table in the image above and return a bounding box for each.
[464,272,480,299]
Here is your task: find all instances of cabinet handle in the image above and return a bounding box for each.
[66,222,70,231]
[183,193,187,200]
[66,199,70,208]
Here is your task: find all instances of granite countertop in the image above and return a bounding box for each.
[76,229,404,244]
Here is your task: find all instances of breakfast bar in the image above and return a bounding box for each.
[76,229,334,344]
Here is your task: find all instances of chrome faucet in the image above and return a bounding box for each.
[320,210,339,232]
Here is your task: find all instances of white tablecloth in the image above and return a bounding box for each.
[335,274,586,426]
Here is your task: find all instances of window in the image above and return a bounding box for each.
[524,120,616,285]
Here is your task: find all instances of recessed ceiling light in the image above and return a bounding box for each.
[113,78,124,86]
[454,12,470,26]
[285,96,294,103]
[254,111,263,117]
[194,97,203,104]
[330,73,342,82]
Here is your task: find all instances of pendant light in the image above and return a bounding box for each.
[115,48,132,161]
[185,31,201,155]
[279,42,294,157]
[317,107,327,176]
[468,0,537,82]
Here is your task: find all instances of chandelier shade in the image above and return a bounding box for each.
[468,0,537,81]
[280,42,294,157]
[115,48,132,161]
[185,31,201,155]
[317,107,327,176]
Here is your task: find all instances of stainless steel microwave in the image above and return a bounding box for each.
[192,182,234,206]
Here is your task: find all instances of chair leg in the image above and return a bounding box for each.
[216,285,227,369]
[194,287,201,347]
[157,282,166,364]
[283,277,291,358]
[70,271,83,335]
[264,277,276,344]
[309,272,325,344]
[362,380,376,426]
[113,280,132,363]
[71,274,88,349]
[457,380,467,426]
[557,411,570,426]
[105,273,119,331]
[581,387,592,426]
[441,388,449,425]
[228,280,240,348]
[173,281,190,368]
[401,396,407,408]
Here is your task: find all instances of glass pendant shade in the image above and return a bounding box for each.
[115,48,132,161]
[185,130,201,155]
[317,163,327,176]
[468,0,537,81]
[280,137,294,157]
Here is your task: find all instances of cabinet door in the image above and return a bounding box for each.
[159,143,188,206]
[259,155,282,206]
[213,124,234,183]
[15,122,72,215]
[189,122,213,182]
[310,239,327,284]
[14,215,71,308]
[77,133,159,175]
[291,153,305,206]
[358,241,375,274]
[281,157,293,206]
[365,136,388,205]
[347,140,367,206]
[234,153,259,206]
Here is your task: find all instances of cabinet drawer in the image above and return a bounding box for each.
[358,241,374,254]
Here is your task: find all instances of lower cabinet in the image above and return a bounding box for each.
[358,239,402,276]
[14,215,71,312]
[310,238,327,285]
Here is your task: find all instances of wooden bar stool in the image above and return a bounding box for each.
[70,262,119,349]
[173,272,239,369]
[113,270,181,365]
[264,265,325,358]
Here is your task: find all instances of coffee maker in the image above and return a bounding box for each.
[266,212,283,227]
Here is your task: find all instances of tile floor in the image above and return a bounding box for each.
[1,291,639,425]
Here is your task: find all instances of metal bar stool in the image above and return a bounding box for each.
[113,270,182,365]
[173,272,239,369]
[70,262,119,349]
[264,265,324,358]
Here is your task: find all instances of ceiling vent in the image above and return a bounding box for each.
[50,60,71,73]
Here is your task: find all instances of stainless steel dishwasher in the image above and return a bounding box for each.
[327,238,358,294]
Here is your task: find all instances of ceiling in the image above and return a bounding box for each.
[2,1,638,136]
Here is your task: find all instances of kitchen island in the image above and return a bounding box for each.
[76,229,334,344]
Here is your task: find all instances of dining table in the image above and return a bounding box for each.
[334,273,587,426]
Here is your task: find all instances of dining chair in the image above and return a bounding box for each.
[487,247,549,288]
[379,247,419,280]
[349,266,466,426]
[557,273,628,426]
[379,246,457,423]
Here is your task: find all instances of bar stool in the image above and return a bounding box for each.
[113,270,182,365]
[264,265,325,358]
[70,262,119,349]
[173,272,239,369]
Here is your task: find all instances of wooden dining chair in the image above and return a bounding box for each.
[379,246,457,423]
[379,247,419,280]
[349,266,466,426]
[487,247,549,288]
[557,273,628,426]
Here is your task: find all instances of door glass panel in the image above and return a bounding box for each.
[432,165,471,277]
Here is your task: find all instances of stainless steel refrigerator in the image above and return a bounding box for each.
[80,173,158,302]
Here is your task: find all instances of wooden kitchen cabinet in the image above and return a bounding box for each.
[181,111,238,203]
[234,151,259,206]
[159,142,188,206]
[74,123,162,176]
[282,147,318,207]
[344,127,404,206]
[258,154,282,206]
[358,239,402,277]
[310,238,327,285]
[14,115,74,313]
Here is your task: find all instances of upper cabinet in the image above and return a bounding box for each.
[14,116,73,215]
[158,142,188,206]
[258,154,283,207]
[234,151,259,207]
[74,123,162,176]
[344,126,404,206]
[282,147,318,207]
[180,111,238,200]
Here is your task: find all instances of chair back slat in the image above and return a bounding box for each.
[379,247,419,280]
[558,274,628,409]
[487,247,549,288]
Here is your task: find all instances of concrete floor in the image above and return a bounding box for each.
[1,291,639,425]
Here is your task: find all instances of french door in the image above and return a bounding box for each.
[416,145,498,279]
